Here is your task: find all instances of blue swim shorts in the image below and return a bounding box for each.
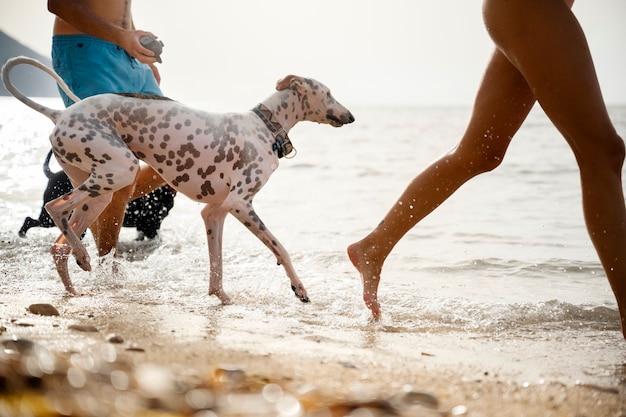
[52,34,162,107]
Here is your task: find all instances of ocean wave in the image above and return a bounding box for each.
[380,297,620,334]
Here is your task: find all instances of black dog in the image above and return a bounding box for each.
[19,150,176,240]
[18,150,72,236]
[123,185,176,240]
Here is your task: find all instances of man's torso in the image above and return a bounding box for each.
[53,0,132,35]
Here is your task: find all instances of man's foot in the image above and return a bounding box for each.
[347,241,382,320]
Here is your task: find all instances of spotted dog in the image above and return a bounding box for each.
[2,56,355,302]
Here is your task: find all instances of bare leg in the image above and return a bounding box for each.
[484,0,626,335]
[348,50,536,319]
[129,165,166,200]
[90,165,166,256]
[350,0,626,336]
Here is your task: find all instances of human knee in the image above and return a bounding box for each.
[452,145,506,176]
[608,134,625,169]
[476,151,506,173]
[581,132,625,173]
[612,134,626,166]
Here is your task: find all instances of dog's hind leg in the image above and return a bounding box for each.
[49,192,113,294]
[90,181,135,257]
[18,217,40,237]
[200,205,232,304]
[229,200,309,303]
[45,156,139,293]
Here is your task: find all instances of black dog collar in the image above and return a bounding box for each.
[252,104,295,159]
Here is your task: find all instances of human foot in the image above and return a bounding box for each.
[347,241,382,320]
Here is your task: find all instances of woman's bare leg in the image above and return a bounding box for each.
[348,49,537,319]
[349,0,626,337]
[484,0,626,335]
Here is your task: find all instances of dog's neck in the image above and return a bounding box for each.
[259,90,309,132]
[252,103,294,159]
[255,90,312,158]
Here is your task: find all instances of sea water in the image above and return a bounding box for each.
[1,97,625,386]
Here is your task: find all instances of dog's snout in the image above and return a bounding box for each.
[326,110,355,127]
[338,111,356,125]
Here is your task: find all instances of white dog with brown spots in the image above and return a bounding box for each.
[2,56,355,303]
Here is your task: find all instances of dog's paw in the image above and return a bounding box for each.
[291,285,310,303]
[74,252,92,272]
[209,287,232,305]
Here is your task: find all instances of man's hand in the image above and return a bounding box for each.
[118,29,160,64]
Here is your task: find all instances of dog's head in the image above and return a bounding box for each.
[276,75,355,127]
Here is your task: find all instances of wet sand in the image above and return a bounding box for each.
[0,289,623,417]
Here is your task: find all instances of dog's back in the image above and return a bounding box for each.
[52,94,275,206]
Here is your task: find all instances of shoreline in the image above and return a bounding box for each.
[1,294,623,416]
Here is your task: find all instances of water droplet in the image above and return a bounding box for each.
[276,395,301,416]
[67,366,86,388]
[185,388,215,409]
[262,383,283,402]
[111,370,129,391]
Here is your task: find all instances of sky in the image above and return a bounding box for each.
[1,0,625,108]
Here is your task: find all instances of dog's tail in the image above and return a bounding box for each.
[43,149,56,179]
[1,56,80,124]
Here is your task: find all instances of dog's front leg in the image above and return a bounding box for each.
[200,205,232,304]
[229,201,309,303]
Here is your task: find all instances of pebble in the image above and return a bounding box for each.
[401,390,440,409]
[212,365,246,390]
[106,333,124,344]
[68,324,99,333]
[1,337,36,354]
[125,344,145,352]
[28,303,60,317]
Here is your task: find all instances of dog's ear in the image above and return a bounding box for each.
[276,75,303,91]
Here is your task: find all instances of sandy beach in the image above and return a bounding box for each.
[0,284,624,417]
